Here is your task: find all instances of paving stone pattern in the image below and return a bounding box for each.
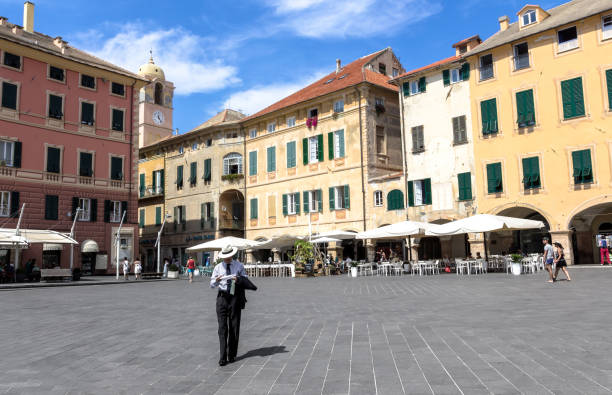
[2,270,612,394]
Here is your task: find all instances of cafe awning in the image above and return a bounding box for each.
[81,239,99,253]
[0,229,77,246]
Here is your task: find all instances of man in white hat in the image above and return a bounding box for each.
[210,244,247,366]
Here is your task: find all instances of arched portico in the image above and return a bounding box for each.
[568,200,612,265]
[488,206,551,256]
[218,189,244,238]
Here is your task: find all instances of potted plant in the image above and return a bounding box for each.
[168,263,179,279]
[290,240,314,276]
[510,254,523,276]
[350,261,359,277]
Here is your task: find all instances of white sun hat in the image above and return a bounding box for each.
[218,244,238,259]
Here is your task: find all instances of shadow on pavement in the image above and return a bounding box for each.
[237,346,288,361]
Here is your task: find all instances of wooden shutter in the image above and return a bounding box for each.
[204,159,211,181]
[562,77,585,119]
[45,195,54,220]
[317,134,324,162]
[423,179,432,205]
[13,141,21,168]
[160,170,164,190]
[402,81,410,97]
[487,163,502,193]
[295,192,300,214]
[156,207,162,226]
[1,82,17,109]
[121,201,128,217]
[418,76,426,93]
[152,171,157,191]
[606,69,612,110]
[516,89,535,127]
[303,191,309,213]
[338,130,345,158]
[302,138,308,165]
[271,147,276,171]
[47,147,60,173]
[72,197,79,218]
[328,132,334,160]
[317,189,323,212]
[103,200,111,222]
[458,172,471,201]
[177,165,183,187]
[581,149,592,183]
[343,185,350,209]
[418,127,424,151]
[249,151,256,176]
[443,70,450,86]
[481,99,498,134]
[460,62,470,81]
[139,209,144,228]
[250,198,258,219]
[411,127,419,152]
[572,77,585,117]
[282,194,288,216]
[407,181,414,207]
[190,162,197,185]
[287,141,296,168]
[329,187,335,211]
[90,199,97,222]
[139,173,145,197]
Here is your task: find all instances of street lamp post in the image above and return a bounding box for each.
[115,210,126,280]
[155,213,171,273]
[69,208,82,271]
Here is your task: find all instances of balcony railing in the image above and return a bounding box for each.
[558,38,578,53]
[219,218,244,230]
[139,185,164,199]
[513,54,530,71]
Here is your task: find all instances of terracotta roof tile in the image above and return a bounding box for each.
[452,34,481,48]
[392,55,460,81]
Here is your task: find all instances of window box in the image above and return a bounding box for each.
[221,173,244,182]
[306,116,318,128]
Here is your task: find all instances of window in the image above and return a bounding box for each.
[139,208,145,228]
[451,68,461,83]
[48,94,63,119]
[558,26,578,52]
[0,191,10,217]
[286,141,296,168]
[201,202,213,229]
[49,66,64,82]
[249,128,257,138]
[457,172,472,201]
[283,192,299,215]
[78,198,91,221]
[152,169,164,193]
[155,207,162,226]
[44,195,59,220]
[522,157,541,190]
[479,54,494,81]
[205,139,212,147]
[333,100,344,113]
[486,162,503,193]
[408,179,431,206]
[480,98,498,135]
[79,152,93,177]
[1,82,17,110]
[110,200,122,223]
[375,97,384,107]
[267,146,276,172]
[392,68,399,77]
[249,151,257,176]
[110,156,123,180]
[603,15,612,40]
[374,190,383,207]
[379,63,386,75]
[250,198,258,219]
[173,205,186,230]
[304,190,322,213]
[0,141,14,167]
[387,189,404,210]
[80,74,96,89]
[444,64,469,86]
[606,69,612,111]
[112,109,124,132]
[572,149,593,184]
[402,82,410,97]
[192,143,198,150]
[513,42,530,70]
[561,77,585,119]
[154,83,163,105]
[178,146,184,154]
[111,82,125,97]
[223,153,243,175]
[308,108,318,119]
[3,52,20,69]
[189,161,197,186]
[329,185,350,210]
[522,10,537,26]
[139,173,145,197]
[225,131,238,140]
[267,122,276,133]
[376,126,385,155]
[309,136,318,163]
[81,102,94,125]
[331,130,345,159]
[176,165,183,189]
[411,125,424,153]
[458,45,467,54]
[46,147,61,173]
[452,116,467,144]
[410,80,419,95]
[286,116,296,127]
[203,158,211,182]
[516,89,536,127]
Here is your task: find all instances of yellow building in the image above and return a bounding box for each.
[243,48,407,261]
[137,152,165,270]
[465,0,612,264]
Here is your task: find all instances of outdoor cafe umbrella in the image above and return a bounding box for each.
[311,230,356,240]
[310,237,342,244]
[356,221,442,261]
[185,236,262,252]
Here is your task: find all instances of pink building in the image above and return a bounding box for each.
[0,3,147,274]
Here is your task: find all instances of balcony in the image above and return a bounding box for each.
[219,218,244,230]
[139,185,164,199]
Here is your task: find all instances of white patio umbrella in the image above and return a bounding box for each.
[356,221,440,240]
[185,236,262,252]
[251,234,306,250]
[310,237,341,244]
[312,230,356,240]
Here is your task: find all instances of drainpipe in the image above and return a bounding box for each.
[354,86,367,232]
[242,125,247,239]
[397,78,409,218]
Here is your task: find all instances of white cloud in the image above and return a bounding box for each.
[223,71,327,115]
[265,0,442,38]
[76,24,239,95]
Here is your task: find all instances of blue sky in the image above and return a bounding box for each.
[3,0,560,133]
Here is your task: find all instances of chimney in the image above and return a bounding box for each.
[23,2,34,33]
[498,15,509,31]
[336,59,341,74]
[0,16,8,26]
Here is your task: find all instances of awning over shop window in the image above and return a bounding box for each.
[43,243,64,251]
[0,229,76,247]
[81,239,99,253]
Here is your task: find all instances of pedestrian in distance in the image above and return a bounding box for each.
[122,257,130,281]
[210,244,248,366]
[186,256,196,283]
[134,259,142,280]
[553,242,571,281]
[543,237,555,283]
[163,258,169,278]
[599,236,610,265]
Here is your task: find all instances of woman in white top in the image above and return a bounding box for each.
[122,258,130,280]
[134,260,142,280]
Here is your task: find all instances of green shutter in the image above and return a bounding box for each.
[282,194,288,216]
[267,146,276,172]
[329,187,335,211]
[486,163,503,193]
[139,173,145,197]
[343,184,350,209]
[387,190,404,211]
[458,172,472,201]
[606,69,612,111]
[160,169,164,190]
[204,158,211,181]
[317,134,324,162]
[516,89,535,127]
[139,209,145,228]
[302,138,308,165]
[423,178,432,205]
[460,62,470,81]
[177,165,183,186]
[418,76,426,93]
[249,151,257,176]
[402,81,410,97]
[573,149,592,184]
[328,132,334,160]
[522,156,540,189]
[303,191,309,213]
[155,206,161,226]
[287,141,296,168]
[408,181,414,207]
[443,70,450,86]
[152,171,157,191]
[190,162,197,184]
[561,77,585,119]
[338,130,345,158]
[295,192,300,214]
[481,98,498,135]
[250,198,258,219]
[317,189,323,212]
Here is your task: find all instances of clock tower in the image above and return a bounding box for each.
[137,53,174,148]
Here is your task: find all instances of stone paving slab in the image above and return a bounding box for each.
[1,269,612,394]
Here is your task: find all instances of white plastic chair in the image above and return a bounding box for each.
[456,259,468,275]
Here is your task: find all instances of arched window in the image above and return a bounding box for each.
[223,153,243,175]
[387,189,404,211]
[154,83,163,105]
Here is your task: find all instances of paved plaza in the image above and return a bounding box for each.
[2,269,612,394]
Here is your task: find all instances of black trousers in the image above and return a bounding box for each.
[216,292,241,361]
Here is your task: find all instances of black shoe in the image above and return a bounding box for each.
[228,357,235,363]
[219,359,227,366]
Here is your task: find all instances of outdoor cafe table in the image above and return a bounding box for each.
[244,263,295,277]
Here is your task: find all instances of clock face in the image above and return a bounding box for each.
[152,110,164,125]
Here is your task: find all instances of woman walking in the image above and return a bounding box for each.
[553,242,571,281]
